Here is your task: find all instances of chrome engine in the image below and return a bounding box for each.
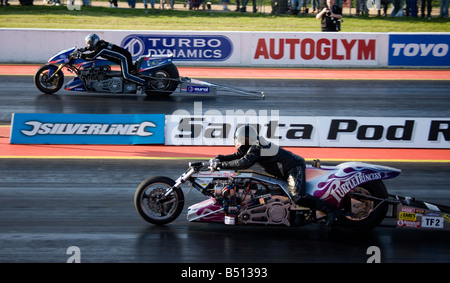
[94,77,123,93]
[207,177,293,226]
[81,65,136,94]
[238,196,291,226]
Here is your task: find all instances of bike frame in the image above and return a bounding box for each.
[165,161,401,210]
[44,47,175,93]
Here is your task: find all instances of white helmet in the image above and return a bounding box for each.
[234,125,259,150]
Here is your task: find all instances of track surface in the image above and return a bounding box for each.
[0,67,449,264]
[1,70,450,162]
[0,159,449,263]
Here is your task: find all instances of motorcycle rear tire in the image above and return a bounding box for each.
[332,180,389,233]
[144,63,179,97]
[134,176,184,225]
[34,65,64,94]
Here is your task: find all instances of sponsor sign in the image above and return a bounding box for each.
[317,117,450,148]
[10,113,165,145]
[121,34,234,62]
[397,205,450,230]
[399,211,417,221]
[2,29,450,67]
[421,216,444,229]
[181,86,211,94]
[165,113,450,148]
[250,33,382,66]
[388,34,450,66]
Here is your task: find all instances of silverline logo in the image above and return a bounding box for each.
[21,121,157,137]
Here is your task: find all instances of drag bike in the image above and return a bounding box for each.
[134,160,402,232]
[34,47,179,96]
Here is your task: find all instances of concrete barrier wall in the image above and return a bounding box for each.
[0,28,449,67]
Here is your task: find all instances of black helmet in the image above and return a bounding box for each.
[85,33,100,50]
[234,125,259,150]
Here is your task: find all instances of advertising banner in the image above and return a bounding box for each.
[388,34,450,66]
[10,113,165,145]
[1,29,449,67]
[165,114,450,149]
[316,117,450,148]
[121,33,235,62]
[249,33,386,67]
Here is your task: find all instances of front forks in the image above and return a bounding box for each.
[46,64,64,81]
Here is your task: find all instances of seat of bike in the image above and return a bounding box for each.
[134,55,151,71]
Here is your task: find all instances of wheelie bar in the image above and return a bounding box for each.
[385,194,450,231]
[178,76,265,99]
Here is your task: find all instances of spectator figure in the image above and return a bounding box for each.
[143,0,150,9]
[421,0,432,18]
[316,0,343,31]
[441,0,449,17]
[19,0,33,5]
[1,0,10,6]
[109,0,118,7]
[379,0,390,16]
[291,0,303,15]
[391,0,404,16]
[271,0,289,14]
[355,0,368,15]
[222,0,230,11]
[189,0,202,9]
[312,0,321,13]
[405,0,418,17]
[235,0,240,11]
[240,0,257,12]
[128,0,136,8]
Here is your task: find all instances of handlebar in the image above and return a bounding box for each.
[69,50,82,60]
[189,161,220,172]
[188,162,205,167]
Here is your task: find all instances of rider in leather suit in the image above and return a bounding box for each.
[212,125,339,226]
[77,33,146,86]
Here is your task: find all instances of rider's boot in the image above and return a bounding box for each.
[140,79,151,92]
[296,195,341,227]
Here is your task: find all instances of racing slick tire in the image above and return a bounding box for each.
[332,180,389,233]
[134,176,184,225]
[144,63,179,97]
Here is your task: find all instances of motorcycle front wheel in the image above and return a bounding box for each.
[34,65,64,94]
[134,176,185,225]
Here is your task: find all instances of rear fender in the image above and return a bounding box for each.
[136,55,173,73]
[306,162,401,207]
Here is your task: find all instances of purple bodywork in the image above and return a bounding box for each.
[187,161,401,223]
[306,162,401,207]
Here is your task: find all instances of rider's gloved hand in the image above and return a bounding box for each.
[209,158,222,170]
[69,51,82,60]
